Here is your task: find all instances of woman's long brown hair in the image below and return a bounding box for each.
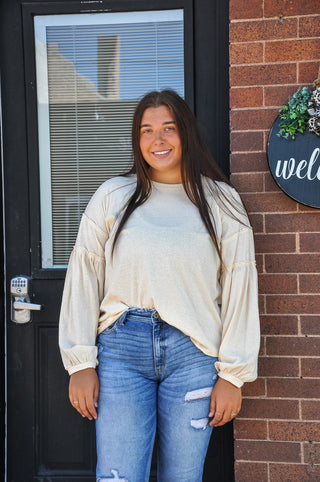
[112,89,244,260]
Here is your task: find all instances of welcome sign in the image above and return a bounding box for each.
[267,116,320,208]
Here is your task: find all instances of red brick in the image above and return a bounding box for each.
[298,203,320,213]
[242,192,297,213]
[235,462,268,481]
[301,316,320,335]
[234,419,268,440]
[249,214,264,233]
[267,336,320,356]
[259,274,297,294]
[299,233,320,252]
[230,152,268,172]
[264,0,317,17]
[270,464,320,481]
[299,61,320,84]
[266,213,320,233]
[301,358,320,377]
[269,421,320,442]
[260,299,267,316]
[265,39,320,63]
[260,315,298,335]
[230,64,297,87]
[264,85,300,107]
[300,274,320,293]
[265,254,320,273]
[230,131,264,152]
[267,378,320,398]
[231,108,279,131]
[303,442,320,464]
[230,18,297,42]
[240,398,299,419]
[235,440,300,462]
[299,16,320,38]
[231,173,264,193]
[230,42,263,65]
[259,294,266,314]
[255,255,263,273]
[302,401,320,420]
[264,172,281,191]
[254,234,296,254]
[259,356,299,377]
[259,335,266,356]
[242,378,266,397]
[266,295,320,314]
[230,87,263,109]
[230,0,263,20]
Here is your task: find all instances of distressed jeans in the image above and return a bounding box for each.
[96,308,218,482]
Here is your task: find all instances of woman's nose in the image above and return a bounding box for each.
[154,129,164,142]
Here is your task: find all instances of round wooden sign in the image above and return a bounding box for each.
[267,115,320,208]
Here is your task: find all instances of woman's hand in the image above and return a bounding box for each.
[69,368,99,420]
[208,377,242,427]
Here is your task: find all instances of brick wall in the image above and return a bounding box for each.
[229,1,320,480]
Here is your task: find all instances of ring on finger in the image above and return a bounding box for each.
[73,401,79,404]
[231,412,238,417]
[215,411,223,415]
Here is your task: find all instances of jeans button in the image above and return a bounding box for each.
[154,312,159,319]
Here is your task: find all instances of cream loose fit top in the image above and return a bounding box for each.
[59,175,260,388]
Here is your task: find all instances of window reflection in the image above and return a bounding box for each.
[34,11,184,267]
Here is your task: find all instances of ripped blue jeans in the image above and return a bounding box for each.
[96,308,218,482]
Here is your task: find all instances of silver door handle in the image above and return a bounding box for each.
[13,300,42,311]
[10,275,44,324]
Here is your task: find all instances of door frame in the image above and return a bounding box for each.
[0,0,230,479]
[0,76,6,481]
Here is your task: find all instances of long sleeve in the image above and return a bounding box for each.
[59,200,108,375]
[214,187,260,388]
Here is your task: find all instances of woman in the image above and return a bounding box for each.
[59,89,260,481]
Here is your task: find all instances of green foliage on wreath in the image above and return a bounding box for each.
[277,87,311,140]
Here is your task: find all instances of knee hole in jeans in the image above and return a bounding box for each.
[97,469,129,481]
[184,386,213,402]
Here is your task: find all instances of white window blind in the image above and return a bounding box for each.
[34,10,184,268]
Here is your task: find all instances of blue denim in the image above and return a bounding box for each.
[96,308,218,482]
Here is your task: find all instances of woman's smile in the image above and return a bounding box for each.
[152,149,172,157]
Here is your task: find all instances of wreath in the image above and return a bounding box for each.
[277,67,320,140]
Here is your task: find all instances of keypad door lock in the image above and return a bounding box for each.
[11,276,43,324]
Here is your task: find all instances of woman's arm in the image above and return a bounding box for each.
[209,186,260,424]
[59,189,109,416]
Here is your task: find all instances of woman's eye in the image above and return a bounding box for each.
[165,126,174,132]
[141,128,152,134]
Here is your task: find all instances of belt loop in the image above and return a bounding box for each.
[119,309,129,325]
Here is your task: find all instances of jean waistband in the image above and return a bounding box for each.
[121,307,162,323]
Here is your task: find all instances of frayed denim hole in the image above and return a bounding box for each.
[97,469,129,481]
[185,386,213,402]
[190,417,210,430]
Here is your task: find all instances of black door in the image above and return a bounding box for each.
[1,0,232,480]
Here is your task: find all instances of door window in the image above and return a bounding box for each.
[34,11,184,268]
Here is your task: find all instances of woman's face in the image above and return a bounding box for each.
[139,105,182,183]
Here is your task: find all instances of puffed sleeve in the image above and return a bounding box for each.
[59,189,109,375]
[214,187,260,388]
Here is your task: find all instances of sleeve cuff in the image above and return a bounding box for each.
[216,370,244,388]
[68,361,97,376]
